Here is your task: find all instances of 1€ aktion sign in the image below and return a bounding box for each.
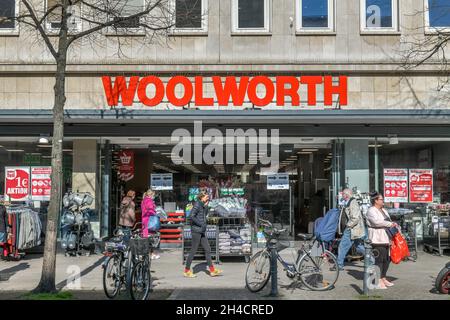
[4,167,30,201]
[31,167,52,201]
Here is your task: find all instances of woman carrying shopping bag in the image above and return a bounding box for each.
[184,192,222,278]
[367,191,399,289]
[141,189,160,260]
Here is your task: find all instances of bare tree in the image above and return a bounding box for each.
[400,3,450,96]
[0,0,183,293]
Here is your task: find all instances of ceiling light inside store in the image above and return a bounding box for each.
[368,144,383,148]
[301,149,318,152]
[298,152,312,155]
[38,137,49,144]
[151,150,160,153]
[37,145,52,148]
[284,150,293,153]
[6,149,25,152]
[153,164,178,174]
[389,136,399,145]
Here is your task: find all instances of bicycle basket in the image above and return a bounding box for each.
[276,240,291,252]
[129,237,150,256]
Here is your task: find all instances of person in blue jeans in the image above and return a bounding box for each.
[335,189,367,271]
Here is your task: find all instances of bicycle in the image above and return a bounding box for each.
[245,218,339,292]
[128,225,152,300]
[102,223,152,300]
[102,227,131,299]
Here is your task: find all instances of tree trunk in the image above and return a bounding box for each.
[33,3,69,293]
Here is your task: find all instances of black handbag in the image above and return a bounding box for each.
[378,208,398,238]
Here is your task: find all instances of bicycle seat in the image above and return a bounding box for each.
[297,233,313,240]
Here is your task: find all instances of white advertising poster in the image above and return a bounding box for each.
[267,174,290,190]
[151,173,173,190]
[31,167,52,201]
[383,168,408,203]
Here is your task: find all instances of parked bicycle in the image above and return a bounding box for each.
[245,218,339,292]
[102,223,153,300]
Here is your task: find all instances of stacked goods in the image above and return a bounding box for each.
[219,228,251,255]
[218,232,231,254]
[209,197,247,218]
[160,210,185,248]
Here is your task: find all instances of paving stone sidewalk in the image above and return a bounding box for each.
[1,248,449,300]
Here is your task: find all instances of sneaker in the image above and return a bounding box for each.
[209,268,223,277]
[375,284,388,290]
[330,265,344,272]
[183,270,197,278]
[151,254,160,260]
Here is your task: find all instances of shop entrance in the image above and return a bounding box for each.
[102,137,334,240]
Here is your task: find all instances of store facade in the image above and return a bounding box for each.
[1,1,450,251]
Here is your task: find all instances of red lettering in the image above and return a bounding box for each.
[102,76,138,106]
[213,76,249,106]
[301,76,323,106]
[137,76,164,107]
[324,76,347,106]
[248,76,275,107]
[276,76,300,106]
[195,76,214,106]
[166,76,193,106]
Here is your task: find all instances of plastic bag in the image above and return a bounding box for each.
[391,233,410,264]
[148,215,161,232]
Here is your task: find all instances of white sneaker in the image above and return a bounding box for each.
[151,254,160,260]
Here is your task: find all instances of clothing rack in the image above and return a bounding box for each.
[1,205,42,260]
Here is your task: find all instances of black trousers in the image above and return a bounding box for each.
[372,244,390,278]
[185,232,213,269]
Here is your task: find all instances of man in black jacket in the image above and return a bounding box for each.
[184,192,223,278]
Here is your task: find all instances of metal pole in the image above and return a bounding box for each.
[374,137,379,191]
[269,241,278,297]
[363,239,373,296]
[289,184,292,236]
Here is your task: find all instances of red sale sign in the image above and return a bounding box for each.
[409,169,433,203]
[384,169,408,203]
[31,167,52,201]
[118,150,134,182]
[4,167,30,201]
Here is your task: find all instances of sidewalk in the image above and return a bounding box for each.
[1,248,449,300]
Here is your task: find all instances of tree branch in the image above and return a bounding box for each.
[21,0,58,59]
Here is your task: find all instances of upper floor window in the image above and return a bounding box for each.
[232,0,270,33]
[0,0,18,33]
[173,0,208,33]
[360,0,398,32]
[112,0,145,29]
[425,0,450,32]
[296,0,334,32]
[45,0,82,33]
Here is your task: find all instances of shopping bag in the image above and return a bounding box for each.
[391,233,410,264]
[147,215,161,232]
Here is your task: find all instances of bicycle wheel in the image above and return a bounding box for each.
[103,255,122,299]
[245,250,271,293]
[129,259,152,300]
[297,250,339,291]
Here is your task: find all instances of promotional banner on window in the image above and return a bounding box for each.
[409,169,433,203]
[118,150,135,182]
[151,173,173,191]
[267,173,289,190]
[4,167,30,202]
[383,168,408,203]
[31,167,52,201]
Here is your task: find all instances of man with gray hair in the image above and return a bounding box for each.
[333,188,366,271]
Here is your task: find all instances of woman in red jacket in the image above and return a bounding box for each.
[141,189,160,260]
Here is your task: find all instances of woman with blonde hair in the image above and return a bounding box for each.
[141,189,160,260]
